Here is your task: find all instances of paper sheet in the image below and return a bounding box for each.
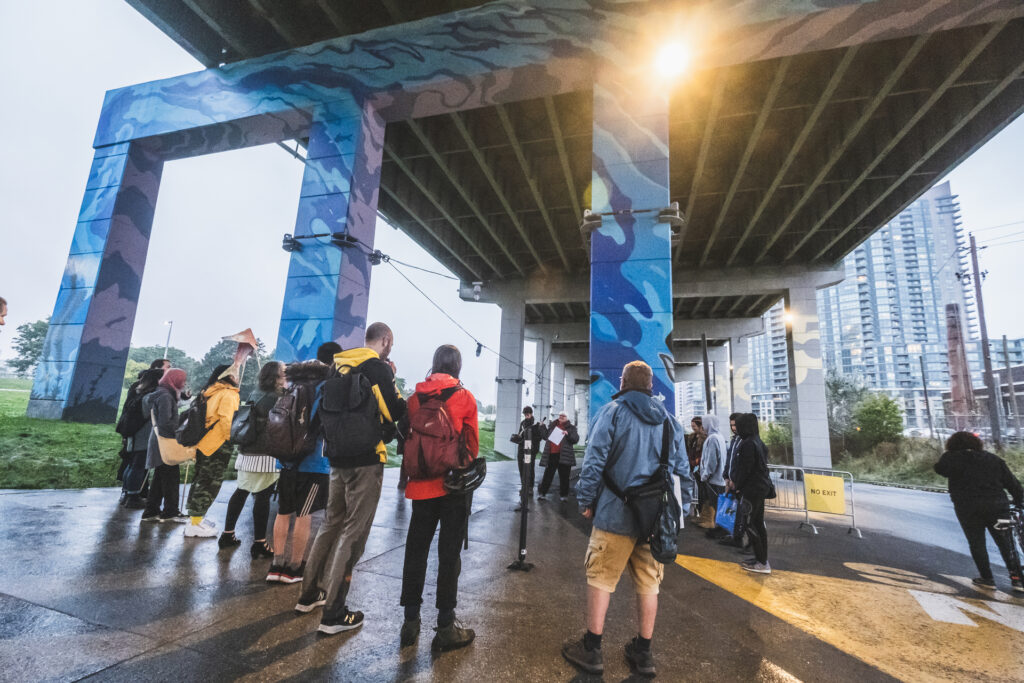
[547,426,566,446]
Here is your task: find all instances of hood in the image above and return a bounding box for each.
[334,347,379,373]
[286,359,331,382]
[415,373,460,396]
[619,390,669,425]
[702,414,721,435]
[204,381,239,398]
[736,413,759,439]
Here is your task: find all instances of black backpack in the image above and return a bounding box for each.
[264,382,319,464]
[319,371,381,465]
[176,391,213,447]
[115,385,148,437]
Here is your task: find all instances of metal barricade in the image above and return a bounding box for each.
[766,465,862,537]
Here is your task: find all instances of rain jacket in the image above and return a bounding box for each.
[143,385,178,469]
[196,381,241,457]
[542,419,580,467]
[333,347,406,467]
[698,414,727,486]
[576,391,693,537]
[401,373,479,501]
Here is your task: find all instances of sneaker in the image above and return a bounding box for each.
[184,518,218,538]
[972,577,997,589]
[1012,577,1024,594]
[318,609,364,634]
[124,496,147,510]
[559,496,568,502]
[295,589,327,613]
[562,636,603,675]
[400,618,421,647]
[250,541,274,560]
[625,638,656,678]
[266,564,284,583]
[218,533,242,549]
[741,561,771,574]
[141,513,161,523]
[279,563,305,584]
[160,512,188,524]
[431,619,475,652]
[740,557,758,567]
[537,494,548,501]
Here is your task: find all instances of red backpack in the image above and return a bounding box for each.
[402,386,470,480]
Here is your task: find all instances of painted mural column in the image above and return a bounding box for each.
[785,286,832,468]
[28,142,163,422]
[589,77,674,414]
[494,292,526,459]
[276,98,385,361]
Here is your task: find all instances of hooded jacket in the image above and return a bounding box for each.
[143,385,179,469]
[402,373,479,500]
[333,348,406,467]
[698,414,727,486]
[513,416,543,459]
[934,448,1023,507]
[576,391,693,537]
[730,413,771,498]
[278,360,333,474]
[196,381,241,457]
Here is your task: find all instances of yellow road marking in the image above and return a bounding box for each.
[675,555,1024,682]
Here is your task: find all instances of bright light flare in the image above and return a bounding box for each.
[654,41,691,79]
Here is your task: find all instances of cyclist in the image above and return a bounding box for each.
[934,431,1024,593]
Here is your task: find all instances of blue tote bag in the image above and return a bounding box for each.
[715,493,738,535]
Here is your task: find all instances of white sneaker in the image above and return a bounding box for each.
[741,561,771,574]
[184,518,217,538]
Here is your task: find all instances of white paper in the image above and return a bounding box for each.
[547,426,566,447]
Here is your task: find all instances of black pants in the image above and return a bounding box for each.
[224,486,273,539]
[954,501,1021,580]
[144,464,180,516]
[539,461,572,497]
[744,496,768,564]
[400,494,469,613]
[517,451,536,491]
[122,450,148,495]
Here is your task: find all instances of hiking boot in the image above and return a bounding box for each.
[562,636,603,675]
[318,609,364,634]
[400,618,421,647]
[431,619,475,652]
[266,565,284,583]
[184,518,217,538]
[1012,577,1024,594]
[218,533,241,549]
[295,589,327,613]
[741,561,771,574]
[250,541,274,559]
[279,563,305,584]
[972,577,996,589]
[625,638,656,678]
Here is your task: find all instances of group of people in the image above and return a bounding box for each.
[684,412,775,574]
[115,322,481,649]
[511,406,580,504]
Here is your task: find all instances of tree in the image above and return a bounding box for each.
[122,359,150,392]
[128,345,198,377]
[8,318,49,377]
[825,371,870,437]
[854,393,903,447]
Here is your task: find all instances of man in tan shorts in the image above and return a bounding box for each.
[563,361,691,678]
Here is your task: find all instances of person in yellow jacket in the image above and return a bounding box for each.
[184,364,241,538]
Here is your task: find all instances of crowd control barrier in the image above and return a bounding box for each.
[766,465,862,538]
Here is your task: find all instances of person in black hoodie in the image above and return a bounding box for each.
[729,413,772,574]
[934,431,1024,593]
[511,406,543,498]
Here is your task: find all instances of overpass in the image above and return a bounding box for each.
[27,0,1024,467]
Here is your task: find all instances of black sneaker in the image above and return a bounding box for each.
[318,609,364,634]
[250,541,274,559]
[266,564,284,583]
[625,638,656,677]
[279,563,304,584]
[124,495,147,510]
[141,512,161,523]
[431,619,475,652]
[972,577,996,589]
[218,533,241,549]
[562,636,603,675]
[295,589,327,613]
[400,618,421,647]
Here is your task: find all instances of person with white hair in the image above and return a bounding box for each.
[537,409,579,502]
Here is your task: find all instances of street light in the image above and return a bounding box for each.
[163,320,174,359]
[654,41,691,79]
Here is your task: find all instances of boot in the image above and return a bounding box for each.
[695,504,717,529]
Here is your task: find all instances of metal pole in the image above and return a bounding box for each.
[1004,335,1021,443]
[509,437,535,572]
[969,234,1002,450]
[163,320,174,359]
[701,333,712,413]
[919,355,937,446]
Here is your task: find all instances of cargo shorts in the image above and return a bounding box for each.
[584,527,664,595]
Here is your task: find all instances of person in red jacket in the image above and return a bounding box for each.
[399,344,479,652]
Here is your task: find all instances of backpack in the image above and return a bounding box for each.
[264,382,319,464]
[402,386,468,481]
[176,391,213,447]
[115,384,149,438]
[319,371,381,465]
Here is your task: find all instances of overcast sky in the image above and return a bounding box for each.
[2,1,1023,407]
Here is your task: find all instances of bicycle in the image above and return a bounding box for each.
[994,504,1024,592]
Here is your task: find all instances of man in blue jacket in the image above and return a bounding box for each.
[562,361,692,678]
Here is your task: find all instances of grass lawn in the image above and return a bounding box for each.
[0,377,508,489]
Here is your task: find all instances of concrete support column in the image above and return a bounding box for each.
[494,295,526,458]
[532,335,552,416]
[713,359,730,416]
[731,336,753,413]
[551,359,566,416]
[577,377,591,442]
[785,286,832,468]
[564,367,578,417]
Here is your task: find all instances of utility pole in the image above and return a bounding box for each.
[163,320,174,359]
[919,355,937,446]
[701,333,713,413]
[1004,335,1021,443]
[969,234,1001,449]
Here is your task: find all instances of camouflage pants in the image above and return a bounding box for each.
[187,443,232,517]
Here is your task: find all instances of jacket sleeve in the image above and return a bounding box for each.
[730,442,756,492]
[457,389,479,459]
[369,360,407,424]
[933,451,953,478]
[153,392,176,438]
[670,420,693,508]
[576,404,617,510]
[699,439,720,482]
[567,423,580,445]
[1000,460,1024,505]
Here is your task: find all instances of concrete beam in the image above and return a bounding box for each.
[527,317,764,344]
[552,346,727,365]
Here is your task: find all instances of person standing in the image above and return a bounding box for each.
[398,345,478,651]
[934,431,1024,592]
[715,413,744,544]
[695,414,727,529]
[563,361,691,677]
[729,413,773,574]
[296,323,406,635]
[141,368,189,523]
[184,364,241,538]
[511,406,542,498]
[118,360,167,509]
[219,361,286,558]
[537,410,579,502]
